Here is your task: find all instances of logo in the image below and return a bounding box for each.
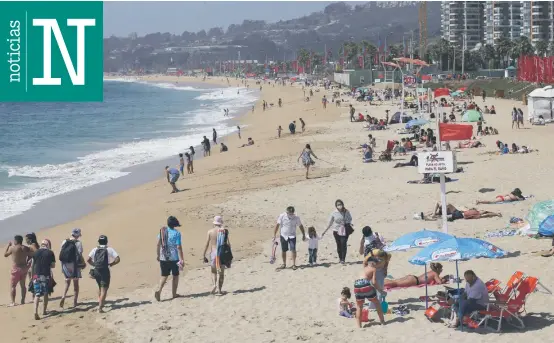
[431,248,459,261]
[415,237,438,247]
[1,2,103,102]
[426,153,445,163]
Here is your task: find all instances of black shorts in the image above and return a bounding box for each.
[280,236,297,253]
[93,268,111,289]
[160,260,179,277]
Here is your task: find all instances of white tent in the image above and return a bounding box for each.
[528,86,554,123]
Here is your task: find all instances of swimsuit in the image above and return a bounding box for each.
[354,279,377,301]
[412,275,420,285]
[10,265,29,287]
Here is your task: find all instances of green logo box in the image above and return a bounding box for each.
[1,1,103,102]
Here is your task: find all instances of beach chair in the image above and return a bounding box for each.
[492,271,525,303]
[473,276,538,331]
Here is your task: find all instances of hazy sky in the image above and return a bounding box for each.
[103,2,337,37]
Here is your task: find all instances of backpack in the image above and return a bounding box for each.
[93,247,109,270]
[59,240,77,263]
[218,230,233,267]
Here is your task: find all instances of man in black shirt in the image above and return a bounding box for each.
[202,136,211,156]
[31,239,56,320]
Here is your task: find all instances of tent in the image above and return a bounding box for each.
[461,109,482,122]
[390,112,413,124]
[527,86,554,123]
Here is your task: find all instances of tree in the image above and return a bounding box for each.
[360,40,377,68]
[495,37,514,68]
[535,40,549,57]
[297,48,310,68]
[513,36,534,60]
[480,44,497,69]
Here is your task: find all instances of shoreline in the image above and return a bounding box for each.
[0,77,254,240]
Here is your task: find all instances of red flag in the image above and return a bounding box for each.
[434,88,450,97]
[439,123,473,141]
[358,56,363,68]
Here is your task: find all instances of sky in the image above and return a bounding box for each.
[103,1,338,37]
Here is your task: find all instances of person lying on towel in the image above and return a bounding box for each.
[416,203,502,221]
[476,188,525,204]
[384,263,447,289]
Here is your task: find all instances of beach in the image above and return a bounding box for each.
[2,75,554,343]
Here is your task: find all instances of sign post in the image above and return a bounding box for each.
[417,148,456,233]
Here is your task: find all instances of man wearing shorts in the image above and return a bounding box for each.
[87,235,120,313]
[165,166,180,193]
[202,216,230,295]
[354,258,386,328]
[155,216,184,301]
[4,235,31,307]
[31,239,55,320]
[273,206,306,270]
[59,228,85,308]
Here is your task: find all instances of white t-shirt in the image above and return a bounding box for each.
[307,236,322,249]
[277,213,302,238]
[60,239,83,255]
[88,246,119,265]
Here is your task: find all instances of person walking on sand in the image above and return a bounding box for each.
[189,146,195,173]
[87,235,120,313]
[59,228,85,309]
[202,216,231,295]
[322,95,328,109]
[298,144,318,179]
[31,239,55,320]
[273,206,307,270]
[349,104,356,122]
[237,125,241,139]
[277,125,282,138]
[323,199,353,264]
[179,153,185,176]
[213,128,218,144]
[165,166,180,193]
[155,216,184,301]
[299,118,306,133]
[4,235,31,307]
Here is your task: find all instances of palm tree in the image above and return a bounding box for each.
[297,48,310,69]
[480,44,496,69]
[535,39,549,57]
[495,37,514,68]
[512,36,534,62]
[360,40,377,69]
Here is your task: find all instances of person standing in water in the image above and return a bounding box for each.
[4,235,31,307]
[297,144,318,179]
[237,126,241,139]
[165,166,180,193]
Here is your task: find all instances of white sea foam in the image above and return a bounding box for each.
[0,86,258,221]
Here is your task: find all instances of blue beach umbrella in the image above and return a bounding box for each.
[384,230,453,252]
[409,237,506,329]
[384,229,453,308]
[405,118,429,129]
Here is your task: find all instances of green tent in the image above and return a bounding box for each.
[461,109,482,122]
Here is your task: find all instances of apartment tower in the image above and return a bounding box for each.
[441,1,485,49]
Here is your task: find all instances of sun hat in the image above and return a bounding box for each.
[213,216,223,226]
[72,228,82,238]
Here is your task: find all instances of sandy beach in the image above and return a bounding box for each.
[2,75,554,342]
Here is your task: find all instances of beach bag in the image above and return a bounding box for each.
[342,211,354,236]
[59,240,77,263]
[219,229,233,267]
[159,227,171,260]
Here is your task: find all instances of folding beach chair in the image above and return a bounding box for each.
[473,276,538,331]
[492,271,526,303]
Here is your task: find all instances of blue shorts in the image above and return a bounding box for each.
[280,236,296,252]
[180,165,184,174]
[169,174,179,184]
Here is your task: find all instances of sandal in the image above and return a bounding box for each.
[292,265,298,270]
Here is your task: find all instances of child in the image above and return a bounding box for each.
[338,287,354,318]
[277,125,282,138]
[359,226,384,257]
[307,226,323,266]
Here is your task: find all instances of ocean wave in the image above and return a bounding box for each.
[0,86,258,221]
[104,77,204,92]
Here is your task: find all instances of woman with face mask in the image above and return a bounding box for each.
[323,199,353,264]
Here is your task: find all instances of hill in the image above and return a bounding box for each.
[104,1,441,72]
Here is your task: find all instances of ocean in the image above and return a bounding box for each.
[0,80,258,222]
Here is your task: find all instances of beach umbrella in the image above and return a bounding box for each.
[384,230,453,252]
[405,118,429,129]
[384,229,453,308]
[538,215,554,237]
[527,200,554,232]
[458,87,467,92]
[409,237,507,329]
[461,109,482,122]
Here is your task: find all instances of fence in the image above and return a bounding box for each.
[517,55,554,83]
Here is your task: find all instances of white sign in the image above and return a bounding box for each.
[418,151,455,174]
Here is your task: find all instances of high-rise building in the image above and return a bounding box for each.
[484,1,523,45]
[521,1,554,44]
[441,1,485,49]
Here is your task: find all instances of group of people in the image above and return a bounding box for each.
[4,230,120,319]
